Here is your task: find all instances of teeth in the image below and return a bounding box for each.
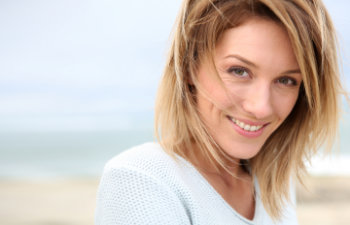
[250,126,257,131]
[229,117,263,132]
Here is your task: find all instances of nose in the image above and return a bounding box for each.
[242,82,273,119]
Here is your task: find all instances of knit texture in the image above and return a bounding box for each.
[95,142,298,225]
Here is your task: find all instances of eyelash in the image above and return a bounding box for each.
[227,66,250,78]
[276,77,298,86]
[226,66,299,87]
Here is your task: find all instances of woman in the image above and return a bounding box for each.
[96,0,344,224]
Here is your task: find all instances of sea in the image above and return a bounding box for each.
[0,112,349,179]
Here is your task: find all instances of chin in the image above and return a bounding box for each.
[223,143,264,160]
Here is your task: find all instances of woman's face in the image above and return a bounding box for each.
[196,18,302,159]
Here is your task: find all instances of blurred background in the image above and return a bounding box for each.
[0,0,349,224]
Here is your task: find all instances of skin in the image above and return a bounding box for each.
[195,17,302,220]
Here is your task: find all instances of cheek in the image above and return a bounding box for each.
[197,82,233,112]
[196,89,232,120]
[274,91,300,120]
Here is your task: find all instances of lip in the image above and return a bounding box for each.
[227,116,269,138]
[228,116,268,126]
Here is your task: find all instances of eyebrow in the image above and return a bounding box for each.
[225,54,258,68]
[224,54,301,75]
[282,69,301,75]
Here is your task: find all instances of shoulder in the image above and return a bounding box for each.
[102,142,184,185]
[96,143,192,224]
[105,142,179,172]
[106,142,170,166]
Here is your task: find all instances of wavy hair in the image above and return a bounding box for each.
[155,0,344,220]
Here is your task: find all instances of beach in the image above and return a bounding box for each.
[0,178,98,225]
[296,176,350,225]
[1,176,349,225]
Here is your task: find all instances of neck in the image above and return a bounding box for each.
[186,143,251,184]
[185,143,255,220]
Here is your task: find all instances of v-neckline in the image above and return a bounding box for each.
[176,154,258,224]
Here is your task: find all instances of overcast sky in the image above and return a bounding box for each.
[0,0,348,131]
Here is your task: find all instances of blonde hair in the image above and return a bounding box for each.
[155,0,344,220]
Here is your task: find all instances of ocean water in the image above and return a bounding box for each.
[0,129,155,178]
[0,113,349,178]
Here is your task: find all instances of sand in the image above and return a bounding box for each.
[0,178,98,225]
[0,176,349,225]
[296,176,350,225]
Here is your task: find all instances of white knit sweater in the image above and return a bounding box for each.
[95,142,298,225]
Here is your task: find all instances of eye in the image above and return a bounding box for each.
[277,77,298,86]
[227,67,249,78]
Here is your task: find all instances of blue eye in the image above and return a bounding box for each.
[277,77,297,86]
[227,67,249,77]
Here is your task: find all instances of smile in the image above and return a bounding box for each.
[227,116,269,138]
[227,116,266,131]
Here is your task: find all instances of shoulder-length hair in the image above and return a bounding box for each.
[155,0,344,220]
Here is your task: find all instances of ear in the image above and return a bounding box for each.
[188,83,196,94]
[186,73,196,94]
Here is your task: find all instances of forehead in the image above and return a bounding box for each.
[215,18,299,71]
